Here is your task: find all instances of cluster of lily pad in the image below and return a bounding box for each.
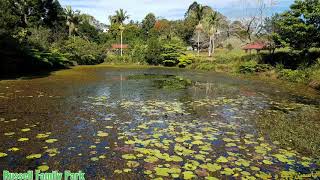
[0,118,60,171]
[105,95,319,179]
[1,91,319,179]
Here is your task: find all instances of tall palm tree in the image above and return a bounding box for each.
[206,12,219,57]
[119,24,125,56]
[65,6,81,37]
[186,2,209,55]
[110,9,129,56]
[110,9,129,25]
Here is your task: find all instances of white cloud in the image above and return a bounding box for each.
[59,0,294,24]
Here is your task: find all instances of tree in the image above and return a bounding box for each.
[109,9,129,25]
[185,1,210,55]
[119,24,125,56]
[65,6,81,37]
[78,21,99,42]
[205,12,219,56]
[42,0,65,28]
[0,0,20,32]
[109,9,129,56]
[273,0,320,50]
[142,13,156,36]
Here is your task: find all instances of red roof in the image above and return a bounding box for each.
[111,44,129,49]
[242,42,266,50]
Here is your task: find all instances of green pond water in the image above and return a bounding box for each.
[0,66,319,179]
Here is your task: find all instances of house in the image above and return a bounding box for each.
[242,42,267,53]
[111,44,129,49]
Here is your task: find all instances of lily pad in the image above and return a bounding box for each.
[36,133,50,139]
[26,154,42,159]
[18,138,29,142]
[127,161,140,168]
[0,152,8,157]
[122,154,136,160]
[216,156,228,163]
[155,168,170,177]
[4,132,15,136]
[37,165,49,171]
[45,139,58,143]
[182,171,195,179]
[21,128,31,132]
[8,147,20,152]
[97,131,109,137]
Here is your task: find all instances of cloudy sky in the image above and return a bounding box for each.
[59,0,294,24]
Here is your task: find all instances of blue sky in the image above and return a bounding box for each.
[59,0,294,24]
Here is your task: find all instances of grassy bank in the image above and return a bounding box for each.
[186,49,320,91]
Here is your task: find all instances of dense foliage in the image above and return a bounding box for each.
[273,0,320,50]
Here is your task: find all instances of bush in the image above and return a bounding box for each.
[29,49,72,68]
[160,37,185,67]
[105,54,136,64]
[129,41,148,64]
[27,27,52,50]
[58,37,106,65]
[278,69,309,83]
[239,61,272,74]
[178,54,195,68]
[226,43,233,51]
[214,50,244,64]
[260,50,320,69]
[145,38,164,65]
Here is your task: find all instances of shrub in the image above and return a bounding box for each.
[58,37,106,65]
[129,41,148,64]
[226,43,233,51]
[160,38,185,67]
[178,54,195,68]
[278,69,309,83]
[105,54,135,64]
[27,27,52,50]
[239,61,272,74]
[145,38,164,65]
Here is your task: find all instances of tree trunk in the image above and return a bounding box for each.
[212,33,215,55]
[197,32,200,56]
[120,30,123,57]
[208,36,212,57]
[69,27,72,37]
[208,34,215,57]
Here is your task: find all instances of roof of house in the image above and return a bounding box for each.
[242,42,267,50]
[111,44,129,49]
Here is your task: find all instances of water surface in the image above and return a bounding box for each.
[0,66,319,179]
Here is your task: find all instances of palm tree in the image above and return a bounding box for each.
[206,12,219,57]
[65,6,81,37]
[119,24,125,56]
[110,9,129,25]
[110,9,129,56]
[186,2,209,55]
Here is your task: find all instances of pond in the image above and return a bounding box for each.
[0,66,319,179]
